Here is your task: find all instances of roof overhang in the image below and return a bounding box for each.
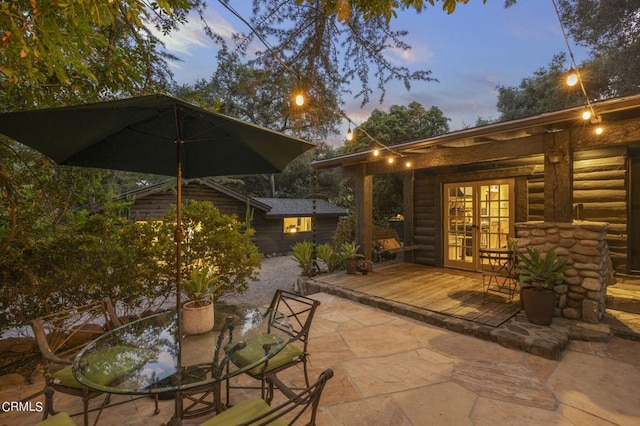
[312,94,640,170]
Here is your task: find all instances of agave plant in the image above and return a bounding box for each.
[516,247,569,290]
[291,241,316,277]
[316,243,344,273]
[182,267,224,307]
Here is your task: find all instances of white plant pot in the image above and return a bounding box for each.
[183,300,214,335]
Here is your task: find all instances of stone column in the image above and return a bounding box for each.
[515,221,613,323]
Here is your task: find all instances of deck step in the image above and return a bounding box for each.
[606,283,640,315]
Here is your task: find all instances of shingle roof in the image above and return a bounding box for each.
[253,198,348,217]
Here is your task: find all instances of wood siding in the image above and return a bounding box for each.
[413,147,631,273]
[129,184,341,255]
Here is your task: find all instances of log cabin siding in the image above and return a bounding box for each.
[572,149,628,273]
[412,148,630,272]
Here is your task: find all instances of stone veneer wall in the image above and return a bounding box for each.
[514,221,614,324]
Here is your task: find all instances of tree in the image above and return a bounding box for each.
[0,0,203,110]
[557,0,640,97]
[342,102,450,153]
[497,0,640,120]
[339,102,450,223]
[496,53,590,120]
[296,0,488,22]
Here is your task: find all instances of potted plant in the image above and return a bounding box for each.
[339,241,364,275]
[182,266,224,334]
[516,247,569,326]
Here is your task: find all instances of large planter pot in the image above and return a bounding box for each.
[345,259,358,275]
[183,300,214,335]
[521,287,556,326]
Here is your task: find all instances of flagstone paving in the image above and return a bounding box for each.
[1,292,639,425]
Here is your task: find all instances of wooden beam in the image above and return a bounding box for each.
[571,117,640,151]
[544,132,573,222]
[403,170,415,262]
[352,164,373,261]
[365,135,545,175]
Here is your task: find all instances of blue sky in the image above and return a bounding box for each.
[157,1,589,140]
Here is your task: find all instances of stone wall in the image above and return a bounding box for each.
[515,221,614,323]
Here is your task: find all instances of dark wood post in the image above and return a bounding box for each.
[353,164,373,261]
[403,170,415,262]
[544,131,573,222]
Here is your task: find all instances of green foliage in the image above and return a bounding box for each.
[291,241,316,277]
[182,267,224,306]
[316,243,344,273]
[339,241,364,260]
[157,200,263,298]
[295,0,487,23]
[516,247,569,290]
[0,1,202,109]
[332,217,355,248]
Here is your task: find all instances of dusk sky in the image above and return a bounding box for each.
[156,1,589,142]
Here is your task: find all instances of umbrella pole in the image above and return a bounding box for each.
[175,106,185,369]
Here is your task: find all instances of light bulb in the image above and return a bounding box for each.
[566,69,578,87]
[346,127,353,141]
[595,126,603,135]
[373,149,380,157]
[387,157,394,164]
[405,161,412,168]
[294,94,304,106]
[582,110,591,121]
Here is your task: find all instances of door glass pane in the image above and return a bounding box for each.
[447,185,474,264]
[480,183,510,249]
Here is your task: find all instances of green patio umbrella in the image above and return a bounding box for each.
[0,94,315,322]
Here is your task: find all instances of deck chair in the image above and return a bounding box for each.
[202,369,333,426]
[226,290,320,403]
[30,298,159,426]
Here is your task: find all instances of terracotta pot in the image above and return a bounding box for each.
[345,259,358,275]
[521,287,556,326]
[183,300,214,335]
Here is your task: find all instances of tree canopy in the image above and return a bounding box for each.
[497,0,640,120]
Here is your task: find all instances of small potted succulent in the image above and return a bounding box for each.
[182,266,224,334]
[339,241,364,275]
[517,247,569,325]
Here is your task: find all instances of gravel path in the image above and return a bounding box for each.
[218,255,300,306]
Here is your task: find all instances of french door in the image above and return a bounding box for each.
[444,180,514,271]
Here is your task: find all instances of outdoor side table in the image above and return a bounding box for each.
[72,304,292,426]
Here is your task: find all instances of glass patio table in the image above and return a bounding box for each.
[72,304,293,425]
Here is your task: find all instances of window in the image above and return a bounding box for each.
[283,217,312,233]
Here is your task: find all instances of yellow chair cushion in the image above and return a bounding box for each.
[227,334,302,377]
[53,346,155,388]
[36,412,76,426]
[200,397,287,426]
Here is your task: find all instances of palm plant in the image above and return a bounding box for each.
[517,247,569,290]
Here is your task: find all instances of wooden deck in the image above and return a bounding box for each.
[310,262,521,327]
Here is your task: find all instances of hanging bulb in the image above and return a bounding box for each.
[373,149,380,157]
[595,126,604,135]
[294,93,305,106]
[387,157,394,164]
[405,160,412,168]
[346,125,353,141]
[582,110,591,121]
[566,68,579,87]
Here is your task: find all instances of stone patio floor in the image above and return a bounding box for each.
[2,292,640,425]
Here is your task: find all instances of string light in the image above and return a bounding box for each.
[552,0,603,133]
[294,93,305,106]
[373,149,380,156]
[566,68,579,87]
[346,122,353,141]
